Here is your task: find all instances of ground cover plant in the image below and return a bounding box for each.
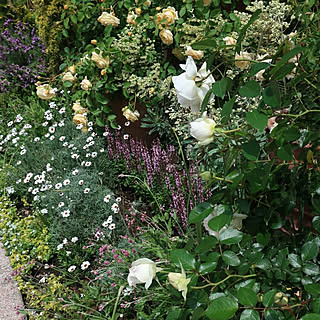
[0,0,320,319]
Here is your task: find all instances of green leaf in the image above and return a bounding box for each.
[179,6,186,17]
[313,297,320,313]
[212,78,232,98]
[248,62,270,77]
[246,110,268,131]
[220,229,243,245]
[288,253,302,268]
[63,80,73,88]
[95,92,109,104]
[189,202,214,224]
[301,241,319,261]
[222,251,240,266]
[271,47,306,75]
[242,139,260,161]
[240,309,260,320]
[70,14,77,24]
[206,297,238,320]
[277,145,293,161]
[235,9,261,53]
[312,216,320,233]
[207,204,233,232]
[96,117,104,127]
[166,307,183,320]
[221,98,235,124]
[237,287,257,306]
[263,289,276,307]
[303,262,319,276]
[272,63,295,80]
[192,39,216,50]
[263,81,281,107]
[305,284,320,295]
[170,249,196,270]
[239,80,261,97]
[283,127,300,141]
[201,88,214,113]
[265,310,281,320]
[195,236,218,253]
[301,315,320,320]
[199,261,217,274]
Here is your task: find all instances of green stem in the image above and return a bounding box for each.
[218,127,243,134]
[191,273,256,290]
[111,285,124,320]
[277,109,320,119]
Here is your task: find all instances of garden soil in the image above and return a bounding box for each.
[0,243,24,320]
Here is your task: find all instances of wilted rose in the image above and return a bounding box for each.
[159,29,173,45]
[168,269,190,301]
[235,52,252,69]
[62,71,76,83]
[36,84,55,100]
[91,51,110,69]
[223,36,236,47]
[185,46,204,60]
[80,76,92,91]
[97,12,120,27]
[122,106,140,122]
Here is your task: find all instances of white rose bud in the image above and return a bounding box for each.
[62,71,77,83]
[168,271,191,301]
[36,84,55,100]
[80,76,92,91]
[127,258,162,290]
[97,12,120,27]
[235,52,252,69]
[185,45,204,60]
[122,106,140,122]
[190,112,216,146]
[91,51,110,69]
[159,29,173,45]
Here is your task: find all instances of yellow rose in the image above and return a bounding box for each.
[36,84,55,100]
[80,76,92,91]
[97,12,120,27]
[155,12,164,25]
[162,7,178,25]
[185,46,204,60]
[72,101,82,113]
[91,39,97,45]
[159,29,173,45]
[122,106,140,122]
[91,51,110,69]
[235,52,252,69]
[62,72,77,83]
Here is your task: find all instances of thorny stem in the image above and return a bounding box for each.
[191,273,256,289]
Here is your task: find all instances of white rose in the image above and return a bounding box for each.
[80,76,92,91]
[190,112,216,145]
[172,56,215,112]
[36,84,55,100]
[128,258,161,290]
[185,46,204,60]
[97,12,120,27]
[159,29,173,45]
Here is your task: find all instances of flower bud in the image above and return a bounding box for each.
[80,76,92,91]
[274,292,288,306]
[199,171,211,181]
[190,112,216,145]
[122,106,140,122]
[68,65,76,74]
[91,39,97,45]
[135,7,142,15]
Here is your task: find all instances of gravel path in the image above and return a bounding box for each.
[0,243,24,320]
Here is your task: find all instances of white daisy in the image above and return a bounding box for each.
[81,261,90,270]
[68,265,76,272]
